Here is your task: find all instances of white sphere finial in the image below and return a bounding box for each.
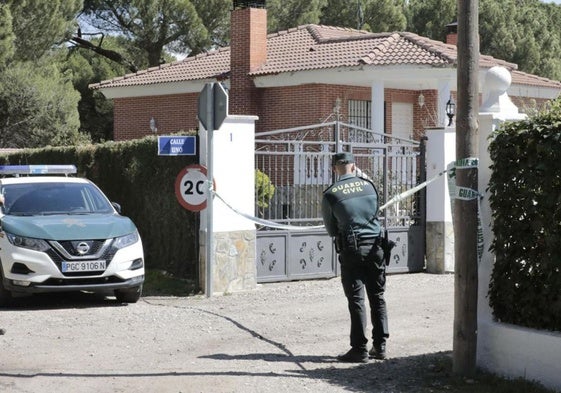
[480,66,518,114]
[485,66,511,94]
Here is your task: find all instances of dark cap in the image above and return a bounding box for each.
[332,152,355,165]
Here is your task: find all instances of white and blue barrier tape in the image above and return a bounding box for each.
[212,191,325,230]
[447,157,484,262]
[213,158,484,262]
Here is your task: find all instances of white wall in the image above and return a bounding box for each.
[425,128,455,222]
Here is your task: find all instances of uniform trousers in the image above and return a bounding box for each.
[339,243,389,350]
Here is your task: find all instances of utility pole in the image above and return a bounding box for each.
[454,0,479,376]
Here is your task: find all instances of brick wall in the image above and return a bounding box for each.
[230,7,267,116]
[257,84,360,131]
[257,84,433,137]
[446,33,458,46]
[114,94,199,140]
[113,85,444,140]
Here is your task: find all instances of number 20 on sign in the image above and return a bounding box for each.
[175,165,215,212]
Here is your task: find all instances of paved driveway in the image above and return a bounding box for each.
[0,273,454,393]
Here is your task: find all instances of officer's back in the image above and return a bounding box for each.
[321,153,381,242]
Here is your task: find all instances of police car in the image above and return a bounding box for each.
[0,165,144,305]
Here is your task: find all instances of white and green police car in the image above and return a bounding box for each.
[0,165,144,305]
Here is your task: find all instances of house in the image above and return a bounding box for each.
[91,0,561,142]
[89,0,561,281]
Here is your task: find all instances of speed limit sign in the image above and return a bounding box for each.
[175,164,215,212]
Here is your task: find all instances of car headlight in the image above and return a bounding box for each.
[113,231,140,249]
[6,233,50,252]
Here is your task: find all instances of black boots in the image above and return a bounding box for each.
[337,347,369,363]
[369,343,386,360]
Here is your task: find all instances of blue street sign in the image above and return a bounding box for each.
[158,136,196,156]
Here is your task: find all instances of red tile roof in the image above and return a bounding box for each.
[91,24,561,90]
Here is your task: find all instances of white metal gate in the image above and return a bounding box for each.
[255,121,426,282]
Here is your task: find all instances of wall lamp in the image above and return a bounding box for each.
[149,116,158,133]
[418,92,425,108]
[446,96,456,126]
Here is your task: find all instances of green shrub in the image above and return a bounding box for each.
[488,98,561,332]
[255,169,275,215]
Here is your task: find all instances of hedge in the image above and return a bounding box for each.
[0,133,201,288]
[488,99,561,332]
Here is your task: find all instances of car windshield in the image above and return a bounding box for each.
[1,182,115,216]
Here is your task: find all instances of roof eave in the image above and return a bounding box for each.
[97,79,221,99]
[253,65,457,89]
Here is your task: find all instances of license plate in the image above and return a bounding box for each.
[62,260,106,273]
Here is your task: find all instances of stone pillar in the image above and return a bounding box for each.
[477,66,526,322]
[199,115,259,295]
[425,127,455,273]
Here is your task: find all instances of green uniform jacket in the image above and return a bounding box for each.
[321,174,381,240]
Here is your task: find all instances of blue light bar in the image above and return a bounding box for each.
[0,165,77,175]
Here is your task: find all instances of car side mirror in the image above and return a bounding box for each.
[111,202,122,214]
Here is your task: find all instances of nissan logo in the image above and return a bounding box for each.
[76,242,90,255]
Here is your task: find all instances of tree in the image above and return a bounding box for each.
[0,0,89,148]
[69,33,140,73]
[0,4,15,65]
[479,0,561,81]
[0,60,88,148]
[191,0,230,47]
[320,0,364,29]
[404,0,561,81]
[320,0,406,32]
[267,0,326,32]
[405,0,456,42]
[362,0,406,32]
[63,37,132,142]
[8,0,82,62]
[81,0,209,67]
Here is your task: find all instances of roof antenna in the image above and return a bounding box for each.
[357,0,364,30]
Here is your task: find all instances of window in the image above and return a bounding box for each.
[348,99,381,143]
[4,183,114,215]
[348,100,371,129]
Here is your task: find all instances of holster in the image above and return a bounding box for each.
[335,226,358,253]
[380,229,396,266]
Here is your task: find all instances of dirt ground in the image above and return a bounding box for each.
[0,273,454,393]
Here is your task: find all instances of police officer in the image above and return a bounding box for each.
[321,152,388,363]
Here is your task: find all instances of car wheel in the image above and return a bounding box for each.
[0,270,13,307]
[115,285,142,303]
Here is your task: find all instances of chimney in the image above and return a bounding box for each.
[445,21,457,46]
[230,0,267,115]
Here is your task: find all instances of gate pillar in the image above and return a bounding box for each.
[425,127,456,273]
[199,115,259,295]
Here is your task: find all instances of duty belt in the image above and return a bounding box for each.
[357,237,381,247]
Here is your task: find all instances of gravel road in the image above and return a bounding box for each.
[1,273,454,393]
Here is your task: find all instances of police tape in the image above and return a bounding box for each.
[213,158,483,240]
[447,158,484,262]
[378,169,448,211]
[212,191,326,230]
[213,168,449,231]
